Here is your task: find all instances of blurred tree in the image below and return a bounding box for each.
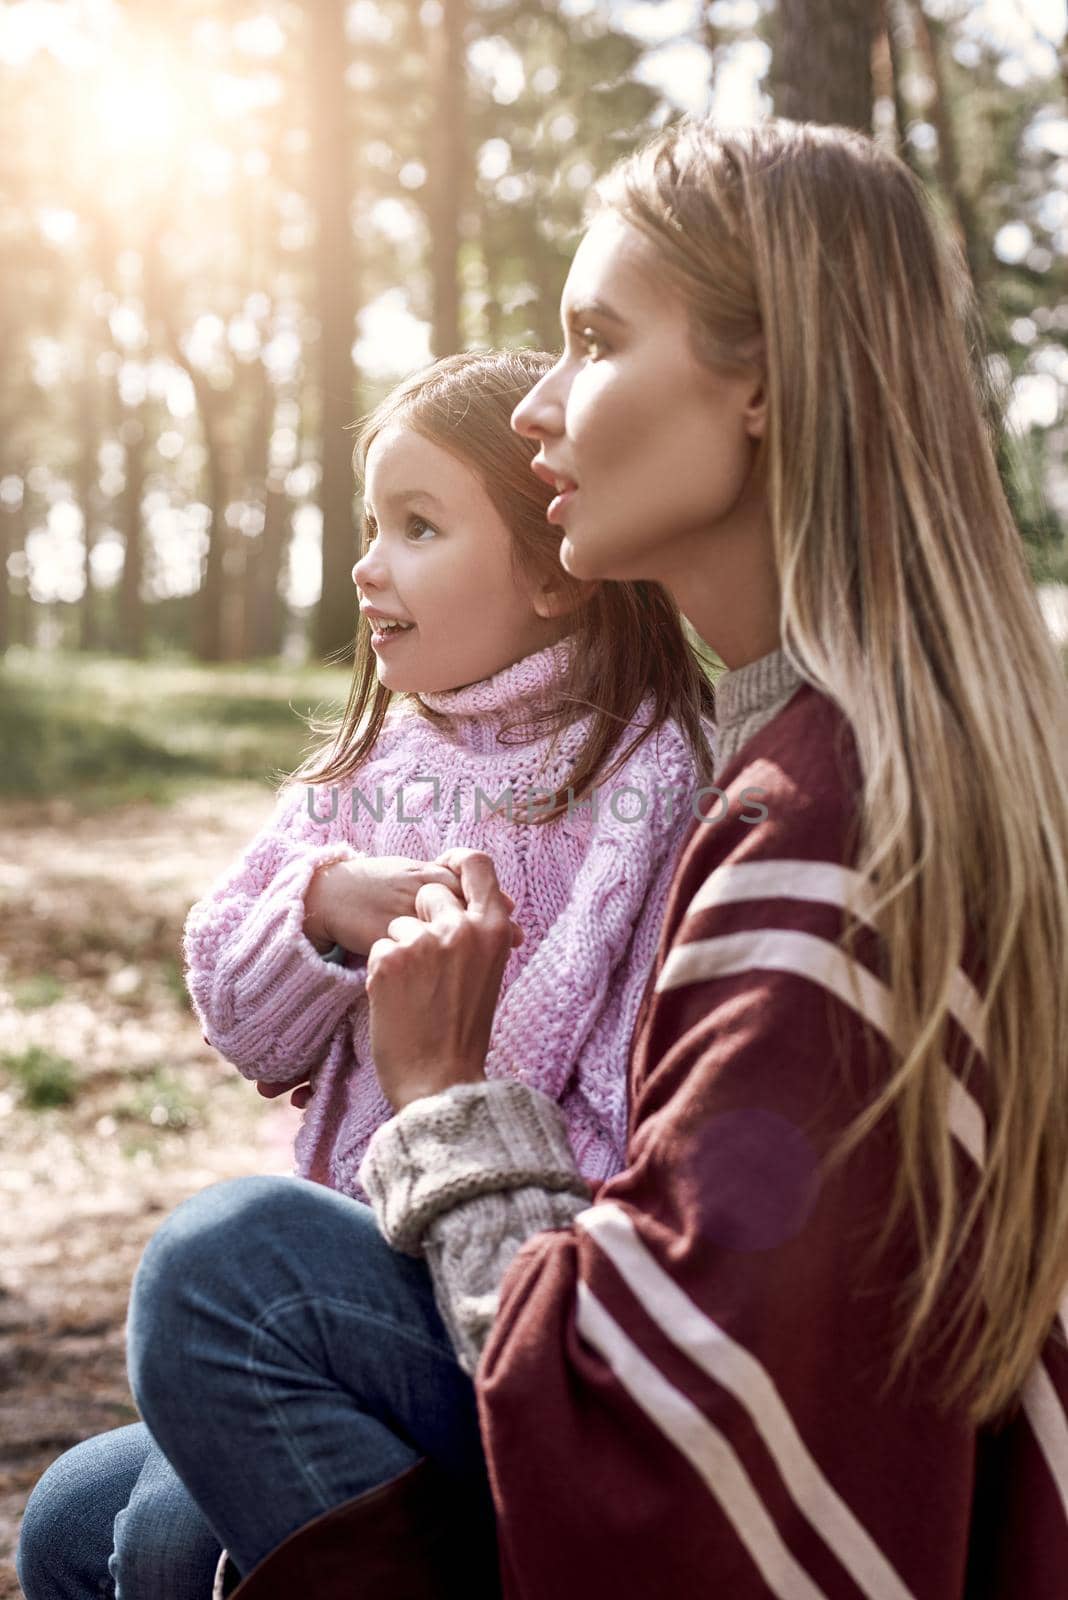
[427,0,468,357]
[0,0,1062,660]
[772,0,878,130]
[307,0,360,665]
[74,347,103,652]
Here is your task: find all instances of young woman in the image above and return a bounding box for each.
[19,118,1068,1599]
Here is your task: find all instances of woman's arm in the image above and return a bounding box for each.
[359,733,991,1597]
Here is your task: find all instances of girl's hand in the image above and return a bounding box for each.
[303,855,462,957]
[256,1076,313,1110]
[366,850,522,1112]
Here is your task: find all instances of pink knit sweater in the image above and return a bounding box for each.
[183,642,709,1193]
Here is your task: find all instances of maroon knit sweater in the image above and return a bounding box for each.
[476,683,1068,1599]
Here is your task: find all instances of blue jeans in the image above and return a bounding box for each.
[16,1176,488,1599]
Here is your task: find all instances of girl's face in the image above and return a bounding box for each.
[352,425,565,695]
[512,212,768,601]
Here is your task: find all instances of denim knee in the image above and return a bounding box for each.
[15,1459,95,1600]
[16,1429,146,1600]
[108,1446,221,1600]
[126,1176,291,1402]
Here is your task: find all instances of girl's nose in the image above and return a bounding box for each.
[352,548,382,590]
[512,363,566,440]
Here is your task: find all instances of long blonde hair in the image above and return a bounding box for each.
[600,117,1068,1422]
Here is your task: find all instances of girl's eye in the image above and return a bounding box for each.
[577,326,606,362]
[406,517,437,542]
[363,521,377,547]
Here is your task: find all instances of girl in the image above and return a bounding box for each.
[182,347,714,1200]
[15,348,713,1600]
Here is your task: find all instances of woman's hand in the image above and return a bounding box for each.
[366,850,522,1112]
[303,855,462,957]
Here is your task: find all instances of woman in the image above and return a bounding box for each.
[18,117,1068,1599]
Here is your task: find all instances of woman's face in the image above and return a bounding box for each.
[512,212,767,597]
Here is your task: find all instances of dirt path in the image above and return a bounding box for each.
[0,785,305,1597]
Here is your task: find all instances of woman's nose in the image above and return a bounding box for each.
[512,365,566,440]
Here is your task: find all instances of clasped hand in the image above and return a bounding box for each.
[257,850,521,1114]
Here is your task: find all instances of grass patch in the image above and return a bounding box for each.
[2,1045,79,1109]
[113,1067,201,1132]
[13,974,66,1010]
[159,957,192,1010]
[0,649,349,809]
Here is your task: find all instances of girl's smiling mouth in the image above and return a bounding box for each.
[360,607,417,648]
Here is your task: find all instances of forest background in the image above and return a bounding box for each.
[0,1,1066,1594]
[1,0,1066,670]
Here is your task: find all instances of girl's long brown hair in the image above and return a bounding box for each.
[599,117,1068,1422]
[292,350,714,815]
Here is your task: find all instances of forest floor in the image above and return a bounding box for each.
[0,782,302,1596]
[0,653,349,1598]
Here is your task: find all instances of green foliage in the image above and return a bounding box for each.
[159,956,193,1011]
[2,1046,79,1109]
[113,1067,200,1132]
[13,974,66,1010]
[0,650,348,808]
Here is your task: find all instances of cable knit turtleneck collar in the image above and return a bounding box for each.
[712,647,804,779]
[415,640,574,753]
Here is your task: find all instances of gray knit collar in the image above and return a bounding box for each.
[714,648,803,742]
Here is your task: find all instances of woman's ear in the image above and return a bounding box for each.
[533,573,599,620]
[744,387,766,441]
[741,349,766,441]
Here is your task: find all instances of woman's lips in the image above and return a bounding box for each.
[546,485,577,526]
[532,459,578,524]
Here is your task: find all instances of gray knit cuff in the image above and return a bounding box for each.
[359,1079,589,1256]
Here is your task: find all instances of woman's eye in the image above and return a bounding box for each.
[407,517,437,542]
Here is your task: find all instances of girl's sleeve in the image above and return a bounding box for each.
[183,784,368,1081]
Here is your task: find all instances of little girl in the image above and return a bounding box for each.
[183,349,715,1196]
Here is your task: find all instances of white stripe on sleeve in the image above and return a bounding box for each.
[653,915,1068,1531]
[574,1281,831,1600]
[578,1204,916,1600]
[680,860,985,1052]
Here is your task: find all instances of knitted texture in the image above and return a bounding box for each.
[711,647,803,773]
[183,641,708,1192]
[360,1081,590,1373]
[358,646,805,1373]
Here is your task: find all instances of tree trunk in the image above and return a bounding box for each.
[905,0,987,295]
[8,490,29,648]
[118,419,146,658]
[242,366,291,660]
[198,389,229,664]
[427,0,467,357]
[248,480,291,659]
[75,363,100,652]
[0,497,10,657]
[773,0,878,131]
[307,0,359,665]
[883,0,914,157]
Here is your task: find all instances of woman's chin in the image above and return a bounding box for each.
[560,530,653,585]
[560,533,607,582]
